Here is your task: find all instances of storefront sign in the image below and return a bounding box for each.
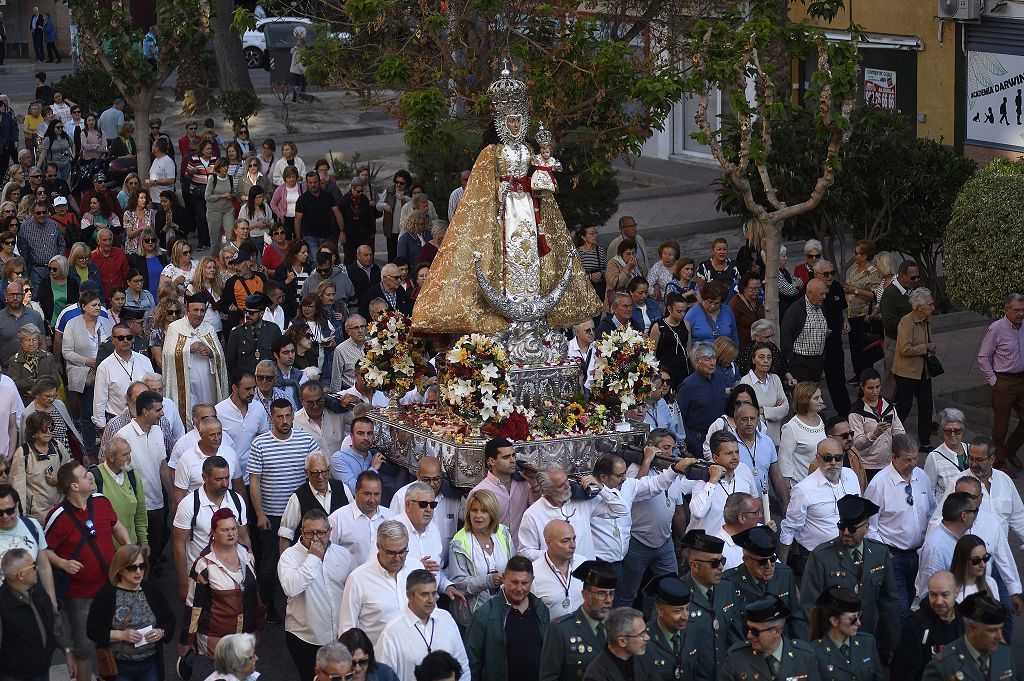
[967,50,1024,150]
[864,68,897,111]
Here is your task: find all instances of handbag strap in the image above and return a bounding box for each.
[62,497,110,574]
[699,305,720,338]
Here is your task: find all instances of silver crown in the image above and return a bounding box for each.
[535,122,552,146]
[488,62,530,146]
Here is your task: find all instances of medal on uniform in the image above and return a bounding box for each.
[563,597,571,608]
[712,618,720,631]
[853,584,860,594]
[675,669,681,680]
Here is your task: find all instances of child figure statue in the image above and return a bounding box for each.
[530,122,561,194]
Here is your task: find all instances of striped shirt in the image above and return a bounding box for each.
[248,429,318,516]
[576,246,606,277]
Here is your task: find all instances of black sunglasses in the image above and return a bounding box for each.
[0,506,17,516]
[114,334,134,341]
[124,562,146,572]
[692,557,726,568]
[820,455,843,463]
[411,500,439,509]
[969,553,992,565]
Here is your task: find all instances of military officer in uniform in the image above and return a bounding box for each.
[719,595,821,681]
[922,593,1016,681]
[539,559,618,681]
[723,526,807,640]
[97,306,149,365]
[809,586,884,681]
[644,575,697,681]
[225,293,282,375]
[800,495,898,656]
[680,530,743,681]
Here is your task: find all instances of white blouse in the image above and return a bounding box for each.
[779,414,826,483]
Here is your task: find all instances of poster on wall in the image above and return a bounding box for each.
[967,51,1024,150]
[864,68,897,110]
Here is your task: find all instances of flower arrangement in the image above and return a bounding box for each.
[590,327,660,417]
[528,400,611,437]
[358,311,427,397]
[441,333,515,422]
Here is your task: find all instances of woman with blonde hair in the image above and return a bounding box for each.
[447,489,513,626]
[714,336,740,388]
[116,173,142,211]
[109,121,137,159]
[160,239,196,290]
[1,181,22,206]
[148,297,183,370]
[186,256,224,334]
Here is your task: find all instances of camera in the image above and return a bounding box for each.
[684,461,712,482]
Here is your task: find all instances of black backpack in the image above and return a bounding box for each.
[88,465,137,496]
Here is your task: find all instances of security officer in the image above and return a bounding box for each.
[719,594,821,681]
[539,559,617,681]
[644,575,697,681]
[96,306,148,365]
[810,586,884,681]
[723,526,807,640]
[681,530,744,681]
[922,593,1016,681]
[800,495,898,656]
[225,292,282,375]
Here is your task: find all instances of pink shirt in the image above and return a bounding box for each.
[977,316,1024,384]
[470,472,532,548]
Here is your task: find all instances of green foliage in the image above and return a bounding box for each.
[329,151,383,187]
[942,160,1024,318]
[53,67,133,119]
[555,144,620,231]
[406,119,481,214]
[218,89,263,126]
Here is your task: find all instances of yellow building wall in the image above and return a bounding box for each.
[789,2,957,144]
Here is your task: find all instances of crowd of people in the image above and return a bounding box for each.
[0,96,1019,681]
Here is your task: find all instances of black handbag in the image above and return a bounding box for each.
[925,325,943,377]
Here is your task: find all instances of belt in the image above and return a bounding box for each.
[995,371,1024,378]
[888,545,920,554]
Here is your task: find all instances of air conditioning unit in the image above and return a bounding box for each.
[938,0,982,20]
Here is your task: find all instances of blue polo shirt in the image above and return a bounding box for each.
[677,368,728,455]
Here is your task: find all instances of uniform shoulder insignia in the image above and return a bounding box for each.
[728,641,752,652]
[553,613,577,625]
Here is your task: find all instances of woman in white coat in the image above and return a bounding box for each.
[739,341,789,445]
[61,289,112,459]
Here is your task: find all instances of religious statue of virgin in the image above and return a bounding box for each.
[411,66,602,335]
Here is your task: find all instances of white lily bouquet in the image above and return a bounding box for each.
[441,333,515,422]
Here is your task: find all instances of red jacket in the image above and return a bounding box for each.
[91,246,129,297]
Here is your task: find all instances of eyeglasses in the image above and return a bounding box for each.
[834,431,854,439]
[307,468,331,478]
[301,529,330,538]
[29,174,42,179]
[691,558,726,568]
[806,253,821,259]
[181,249,192,255]
[838,520,868,533]
[124,562,146,572]
[967,454,993,465]
[585,588,616,600]
[411,500,439,509]
[329,673,355,681]
[114,334,134,341]
[34,211,47,216]
[820,270,835,277]
[746,624,783,637]
[54,125,63,129]
[621,629,651,639]
[969,553,992,566]
[48,266,59,272]
[351,657,370,668]
[187,126,197,131]
[256,374,276,382]
[0,506,17,516]
[750,555,777,566]
[382,546,410,559]
[347,324,367,331]
[15,563,38,579]
[820,455,843,463]
[943,427,964,435]
[167,309,181,316]
[150,126,160,130]
[905,483,914,506]
[143,238,157,243]
[419,475,443,485]
[238,129,249,135]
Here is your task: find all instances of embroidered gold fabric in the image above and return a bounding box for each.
[412,145,603,334]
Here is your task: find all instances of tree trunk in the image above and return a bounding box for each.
[211,0,254,93]
[130,90,157,182]
[762,219,781,327]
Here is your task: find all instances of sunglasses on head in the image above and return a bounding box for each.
[411,500,439,509]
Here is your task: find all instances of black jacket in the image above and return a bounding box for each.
[890,597,964,681]
[347,262,381,302]
[0,582,58,679]
[339,192,379,245]
[359,282,412,320]
[584,648,656,681]
[780,296,810,358]
[86,580,176,680]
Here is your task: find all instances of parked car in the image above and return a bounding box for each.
[242,16,349,68]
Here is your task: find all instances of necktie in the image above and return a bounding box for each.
[596,622,606,646]
[766,655,778,680]
[706,587,714,603]
[672,633,681,655]
[852,548,862,563]
[978,654,990,681]
[840,643,850,662]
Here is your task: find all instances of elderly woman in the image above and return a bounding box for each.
[794,238,822,285]
[848,367,906,482]
[200,633,259,681]
[738,341,789,444]
[893,287,937,451]
[68,241,103,294]
[448,489,513,626]
[736,319,794,389]
[21,376,82,456]
[604,238,647,295]
[180,509,263,660]
[63,289,113,455]
[10,411,69,521]
[86,544,175,681]
[647,240,680,301]
[683,280,739,349]
[38,254,78,328]
[397,210,432,265]
[0,227,17,267]
[715,336,740,388]
[8,323,61,402]
[924,407,969,498]
[338,629,400,681]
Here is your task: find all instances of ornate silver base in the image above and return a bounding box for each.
[507,362,582,410]
[366,408,649,487]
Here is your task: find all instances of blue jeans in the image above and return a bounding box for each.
[74,385,97,454]
[889,549,919,626]
[303,235,325,254]
[615,535,678,608]
[114,655,160,681]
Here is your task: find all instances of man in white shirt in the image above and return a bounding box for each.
[329,470,393,564]
[447,170,470,221]
[279,509,355,681]
[145,137,176,205]
[915,491,977,603]
[688,431,756,533]
[778,438,861,567]
[376,569,470,681]
[293,382,348,458]
[215,371,269,485]
[339,519,413,644]
[93,323,155,428]
[518,464,627,562]
[172,416,244,508]
[168,403,235,470]
[278,452,352,552]
[115,390,166,565]
[390,456,461,554]
[530,519,584,620]
[716,492,763,569]
[395,482,464,603]
[566,320,597,390]
[142,373,187,461]
[171,455,248,601]
[864,433,936,624]
[965,435,1024,546]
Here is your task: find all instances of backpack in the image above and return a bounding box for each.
[88,464,137,496]
[189,488,244,542]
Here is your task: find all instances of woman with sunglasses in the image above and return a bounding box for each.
[794,239,823,286]
[38,255,78,328]
[10,411,69,522]
[339,628,399,681]
[148,298,182,371]
[68,241,103,294]
[128,228,169,301]
[238,185,274,252]
[0,228,19,265]
[74,113,107,163]
[86,544,175,681]
[20,375,82,459]
[810,586,884,681]
[233,124,254,157]
[160,239,196,292]
[261,222,290,278]
[950,535,998,604]
[39,120,73,183]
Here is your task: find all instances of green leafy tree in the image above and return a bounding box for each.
[69,0,211,178]
[685,0,860,323]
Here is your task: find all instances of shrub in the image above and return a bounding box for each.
[217,88,263,127]
[53,67,132,118]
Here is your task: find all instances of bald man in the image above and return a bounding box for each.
[359,262,412,320]
[891,571,964,681]
[531,520,584,619]
[91,227,129,295]
[390,457,459,550]
[781,278,830,383]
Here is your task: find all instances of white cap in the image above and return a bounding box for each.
[53,196,68,206]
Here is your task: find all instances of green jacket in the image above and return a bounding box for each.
[465,591,550,681]
[921,636,1015,681]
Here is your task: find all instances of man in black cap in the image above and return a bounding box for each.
[644,576,697,681]
[891,571,964,681]
[584,606,656,681]
[809,586,884,681]
[719,595,820,681]
[922,593,1014,681]
[539,559,616,681]
[226,292,282,376]
[723,526,807,640]
[800,494,898,658]
[96,306,147,366]
[680,530,743,681]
